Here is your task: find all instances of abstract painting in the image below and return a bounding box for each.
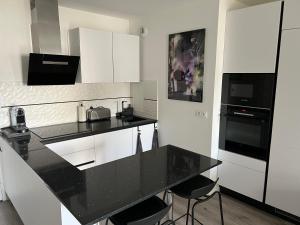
[168,29,206,102]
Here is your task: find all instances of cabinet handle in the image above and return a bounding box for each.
[233,112,255,117]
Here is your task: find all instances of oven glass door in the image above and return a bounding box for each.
[219,108,271,161]
[221,73,276,109]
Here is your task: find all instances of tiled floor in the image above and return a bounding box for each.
[0,194,295,225]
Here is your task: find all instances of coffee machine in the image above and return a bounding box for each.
[9,107,29,133]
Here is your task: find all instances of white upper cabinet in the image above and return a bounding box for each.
[266,29,300,217]
[70,28,140,83]
[113,33,140,83]
[283,0,300,30]
[223,2,282,73]
[70,28,114,83]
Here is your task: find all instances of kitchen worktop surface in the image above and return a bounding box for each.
[0,118,221,225]
[30,116,157,143]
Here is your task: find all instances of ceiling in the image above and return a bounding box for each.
[237,0,278,6]
[59,0,195,17]
[59,0,279,18]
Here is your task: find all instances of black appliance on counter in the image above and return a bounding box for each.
[219,73,276,161]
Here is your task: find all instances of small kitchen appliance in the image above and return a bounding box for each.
[86,107,111,122]
[9,107,29,134]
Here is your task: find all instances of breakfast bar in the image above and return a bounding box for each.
[0,131,221,225]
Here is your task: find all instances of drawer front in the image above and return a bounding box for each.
[46,136,94,156]
[218,150,266,173]
[77,162,97,171]
[62,148,95,167]
[218,160,265,201]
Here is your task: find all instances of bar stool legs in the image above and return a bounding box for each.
[190,191,224,225]
[218,192,224,225]
[169,191,224,225]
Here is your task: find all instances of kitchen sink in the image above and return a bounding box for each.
[122,116,147,123]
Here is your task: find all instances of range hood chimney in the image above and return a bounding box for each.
[30,0,62,54]
[28,0,80,85]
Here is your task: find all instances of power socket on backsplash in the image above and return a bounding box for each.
[194,110,208,119]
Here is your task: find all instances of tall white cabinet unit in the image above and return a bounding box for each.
[282,0,300,30]
[266,29,300,217]
[70,28,140,83]
[223,1,282,73]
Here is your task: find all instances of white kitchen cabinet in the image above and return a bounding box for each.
[62,149,95,167]
[223,1,281,73]
[266,29,300,217]
[0,146,5,201]
[132,124,155,153]
[94,128,134,165]
[218,150,266,202]
[283,0,300,30]
[46,136,94,156]
[70,28,114,83]
[70,28,140,83]
[113,33,140,82]
[46,136,96,168]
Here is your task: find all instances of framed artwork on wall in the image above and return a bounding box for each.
[168,29,206,102]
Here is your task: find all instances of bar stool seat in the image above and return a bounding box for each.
[169,175,224,225]
[108,196,174,225]
[171,175,214,199]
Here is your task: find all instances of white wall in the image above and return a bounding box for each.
[133,0,220,158]
[0,0,131,128]
[130,0,245,176]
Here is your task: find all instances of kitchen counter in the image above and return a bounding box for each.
[0,118,221,225]
[30,116,157,143]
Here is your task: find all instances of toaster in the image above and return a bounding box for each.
[86,107,111,121]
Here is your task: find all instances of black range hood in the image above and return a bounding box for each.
[27,53,80,86]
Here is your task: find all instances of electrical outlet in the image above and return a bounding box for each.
[194,110,208,119]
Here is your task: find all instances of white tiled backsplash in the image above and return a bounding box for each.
[0,82,131,128]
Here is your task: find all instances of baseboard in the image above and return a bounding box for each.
[220,186,300,225]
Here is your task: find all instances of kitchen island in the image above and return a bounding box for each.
[0,118,221,225]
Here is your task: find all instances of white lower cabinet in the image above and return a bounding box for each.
[62,149,95,167]
[94,128,134,166]
[218,150,266,202]
[46,136,94,156]
[132,124,155,153]
[46,125,156,169]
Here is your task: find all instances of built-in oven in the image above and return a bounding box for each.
[219,105,272,161]
[221,73,276,109]
[219,73,276,161]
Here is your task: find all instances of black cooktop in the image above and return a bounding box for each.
[30,116,157,142]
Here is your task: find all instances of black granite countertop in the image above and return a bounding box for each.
[0,117,221,225]
[30,116,157,143]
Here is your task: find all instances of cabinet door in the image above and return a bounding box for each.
[46,136,94,156]
[113,33,140,82]
[70,28,113,83]
[266,29,300,217]
[283,0,300,30]
[95,128,133,165]
[132,124,155,153]
[223,2,281,73]
[218,150,266,202]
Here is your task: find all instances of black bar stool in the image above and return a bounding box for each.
[106,196,175,225]
[168,175,224,225]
